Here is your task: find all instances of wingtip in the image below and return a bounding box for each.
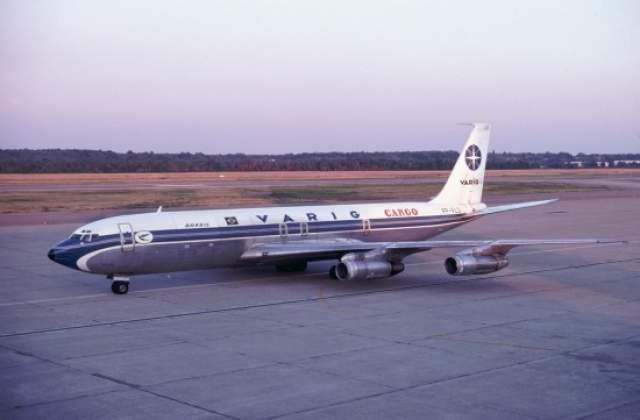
[596,239,628,244]
[536,198,559,206]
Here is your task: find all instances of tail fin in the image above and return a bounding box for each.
[432,123,490,205]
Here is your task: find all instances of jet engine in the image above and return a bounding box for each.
[444,253,508,276]
[334,258,405,281]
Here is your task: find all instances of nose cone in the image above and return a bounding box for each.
[47,245,79,270]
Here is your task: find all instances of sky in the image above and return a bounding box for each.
[1,0,638,154]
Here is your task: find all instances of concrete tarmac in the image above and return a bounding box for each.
[0,196,639,419]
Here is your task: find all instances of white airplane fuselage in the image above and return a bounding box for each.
[49,200,482,275]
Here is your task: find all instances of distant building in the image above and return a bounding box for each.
[613,160,640,167]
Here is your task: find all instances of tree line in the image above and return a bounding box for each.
[0,149,638,173]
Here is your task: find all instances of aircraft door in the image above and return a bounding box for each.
[362,219,371,235]
[278,223,289,241]
[118,223,135,252]
[299,222,309,237]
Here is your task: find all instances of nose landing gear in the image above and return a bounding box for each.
[108,275,130,295]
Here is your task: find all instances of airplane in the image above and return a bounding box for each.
[47,123,617,295]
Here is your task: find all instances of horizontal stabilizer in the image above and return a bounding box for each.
[478,199,558,215]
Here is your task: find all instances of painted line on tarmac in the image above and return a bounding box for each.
[0,273,325,307]
[0,293,109,307]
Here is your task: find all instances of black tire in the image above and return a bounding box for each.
[111,281,129,295]
[329,265,338,280]
[276,261,308,272]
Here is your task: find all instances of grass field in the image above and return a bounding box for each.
[2,168,636,214]
[0,181,611,213]
[1,168,638,186]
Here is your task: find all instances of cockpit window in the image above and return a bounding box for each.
[75,230,99,243]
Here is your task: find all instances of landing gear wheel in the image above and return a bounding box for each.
[329,265,338,280]
[111,281,129,295]
[276,261,308,272]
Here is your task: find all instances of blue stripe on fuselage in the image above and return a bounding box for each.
[50,214,472,270]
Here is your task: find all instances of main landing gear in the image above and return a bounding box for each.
[108,275,130,295]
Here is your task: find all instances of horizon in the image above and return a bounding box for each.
[1,139,639,154]
[1,145,639,156]
[1,1,639,154]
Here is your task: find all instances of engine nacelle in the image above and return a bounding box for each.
[335,260,405,281]
[444,254,509,276]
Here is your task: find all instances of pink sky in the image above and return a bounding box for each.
[1,0,639,153]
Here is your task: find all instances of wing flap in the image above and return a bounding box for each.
[240,240,377,263]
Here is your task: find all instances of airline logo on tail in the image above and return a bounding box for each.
[465,144,482,170]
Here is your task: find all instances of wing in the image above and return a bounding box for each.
[241,238,621,264]
[387,238,622,257]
